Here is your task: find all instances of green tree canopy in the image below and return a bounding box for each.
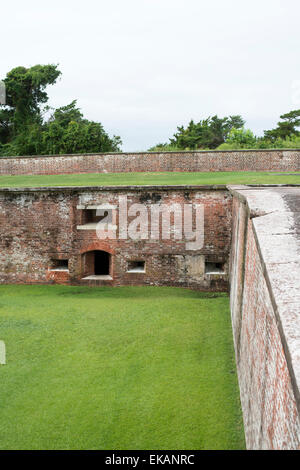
[263,109,300,142]
[4,65,61,134]
[149,110,300,151]
[0,65,122,156]
[218,127,257,149]
[42,101,121,155]
[149,115,245,151]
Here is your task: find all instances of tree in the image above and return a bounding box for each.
[264,109,300,141]
[218,127,257,149]
[170,119,212,149]
[150,114,245,151]
[0,65,61,155]
[3,65,61,137]
[0,65,122,156]
[42,101,122,155]
[208,115,245,148]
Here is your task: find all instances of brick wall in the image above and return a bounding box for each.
[2,181,299,449]
[0,149,299,175]
[0,186,232,290]
[229,187,300,449]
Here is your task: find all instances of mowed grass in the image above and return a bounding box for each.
[0,171,299,187]
[0,285,245,450]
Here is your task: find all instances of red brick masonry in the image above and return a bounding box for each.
[0,149,299,175]
[0,185,232,290]
[0,178,299,449]
[229,186,300,449]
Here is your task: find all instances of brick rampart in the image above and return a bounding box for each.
[0,149,299,175]
[229,186,300,449]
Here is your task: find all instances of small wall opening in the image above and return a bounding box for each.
[83,209,111,224]
[50,259,69,271]
[205,261,225,274]
[127,260,145,273]
[82,250,111,278]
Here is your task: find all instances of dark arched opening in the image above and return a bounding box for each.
[82,250,111,277]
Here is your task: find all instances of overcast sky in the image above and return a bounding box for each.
[1,0,300,151]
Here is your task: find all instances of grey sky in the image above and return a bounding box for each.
[1,0,300,151]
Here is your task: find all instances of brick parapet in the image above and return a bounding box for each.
[0,149,298,175]
[229,185,300,449]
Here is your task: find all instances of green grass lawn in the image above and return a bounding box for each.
[0,285,245,450]
[0,171,299,187]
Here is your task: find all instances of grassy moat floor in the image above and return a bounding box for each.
[0,285,245,450]
[0,170,299,187]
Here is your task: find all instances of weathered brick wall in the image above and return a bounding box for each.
[229,187,300,449]
[0,186,232,290]
[2,181,299,449]
[0,149,299,175]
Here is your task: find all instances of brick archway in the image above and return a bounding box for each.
[80,242,114,256]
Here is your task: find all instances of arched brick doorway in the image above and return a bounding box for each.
[82,250,111,278]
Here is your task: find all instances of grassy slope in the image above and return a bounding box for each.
[0,171,299,187]
[0,285,245,450]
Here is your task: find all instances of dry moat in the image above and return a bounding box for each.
[0,285,245,450]
[0,149,299,449]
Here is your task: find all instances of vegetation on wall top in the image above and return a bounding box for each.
[149,110,300,151]
[1,64,300,156]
